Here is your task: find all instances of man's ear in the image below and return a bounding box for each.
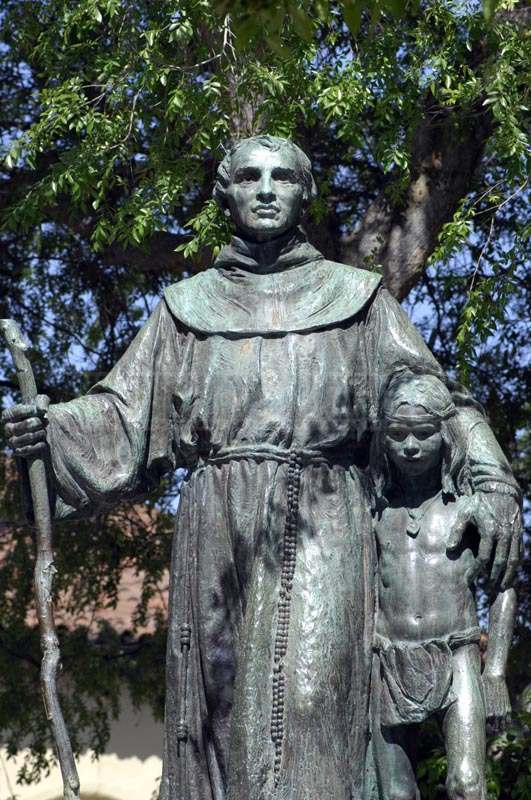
[301,191,312,215]
[302,176,318,212]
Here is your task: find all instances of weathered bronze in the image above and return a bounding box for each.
[370,373,516,800]
[3,136,521,800]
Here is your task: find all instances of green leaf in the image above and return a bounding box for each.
[291,8,315,43]
[342,0,363,35]
[385,0,406,17]
[483,0,498,21]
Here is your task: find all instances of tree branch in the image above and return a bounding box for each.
[101,231,211,277]
[340,103,492,300]
[340,3,529,301]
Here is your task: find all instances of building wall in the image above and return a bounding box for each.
[1,698,163,800]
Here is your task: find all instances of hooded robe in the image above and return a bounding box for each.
[42,232,517,800]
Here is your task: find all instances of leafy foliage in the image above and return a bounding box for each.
[0,0,529,791]
[416,708,531,800]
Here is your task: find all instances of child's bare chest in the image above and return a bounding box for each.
[375,497,475,587]
[376,496,463,554]
[375,497,478,640]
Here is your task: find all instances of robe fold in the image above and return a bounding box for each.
[42,234,517,800]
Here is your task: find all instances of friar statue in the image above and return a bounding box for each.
[3,136,521,800]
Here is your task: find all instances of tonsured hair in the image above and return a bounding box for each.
[370,370,469,506]
[213,135,318,209]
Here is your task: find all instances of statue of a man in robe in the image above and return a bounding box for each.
[3,136,521,800]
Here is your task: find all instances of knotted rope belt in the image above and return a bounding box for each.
[194,442,355,470]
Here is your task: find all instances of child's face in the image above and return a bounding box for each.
[384,404,443,479]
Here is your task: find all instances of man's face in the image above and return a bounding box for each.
[384,405,443,480]
[225,144,306,242]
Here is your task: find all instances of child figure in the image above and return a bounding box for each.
[371,373,516,800]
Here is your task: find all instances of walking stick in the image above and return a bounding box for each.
[1,319,80,800]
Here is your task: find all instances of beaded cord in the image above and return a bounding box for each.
[177,621,192,753]
[270,449,303,785]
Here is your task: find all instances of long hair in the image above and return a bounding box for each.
[370,371,469,508]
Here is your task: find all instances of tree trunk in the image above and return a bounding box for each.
[340,104,492,300]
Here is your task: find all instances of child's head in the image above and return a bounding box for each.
[372,372,466,500]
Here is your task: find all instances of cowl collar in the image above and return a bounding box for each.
[214,228,324,275]
[164,231,381,336]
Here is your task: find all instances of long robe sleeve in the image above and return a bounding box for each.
[45,299,181,519]
[366,287,519,496]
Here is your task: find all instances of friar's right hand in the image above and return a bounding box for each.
[2,395,50,458]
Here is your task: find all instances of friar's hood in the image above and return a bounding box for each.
[164,228,381,336]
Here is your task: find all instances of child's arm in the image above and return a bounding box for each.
[482,587,517,729]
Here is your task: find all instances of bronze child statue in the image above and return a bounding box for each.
[370,373,517,800]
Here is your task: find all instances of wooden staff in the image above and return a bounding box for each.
[1,319,80,800]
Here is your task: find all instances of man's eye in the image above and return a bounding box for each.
[235,171,259,183]
[272,170,297,182]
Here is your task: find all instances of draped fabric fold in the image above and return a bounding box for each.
[163,231,381,336]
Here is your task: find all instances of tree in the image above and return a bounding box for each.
[0,0,529,792]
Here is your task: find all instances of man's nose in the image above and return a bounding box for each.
[256,173,275,201]
[403,435,419,456]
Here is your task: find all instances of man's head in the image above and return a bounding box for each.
[213,135,317,242]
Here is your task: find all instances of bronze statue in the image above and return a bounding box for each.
[370,373,516,800]
[3,136,521,800]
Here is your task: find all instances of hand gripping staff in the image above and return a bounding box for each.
[1,319,80,800]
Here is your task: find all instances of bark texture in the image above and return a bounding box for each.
[340,106,492,299]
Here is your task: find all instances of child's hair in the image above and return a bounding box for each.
[370,371,468,504]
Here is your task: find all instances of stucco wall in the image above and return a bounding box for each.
[1,698,163,800]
